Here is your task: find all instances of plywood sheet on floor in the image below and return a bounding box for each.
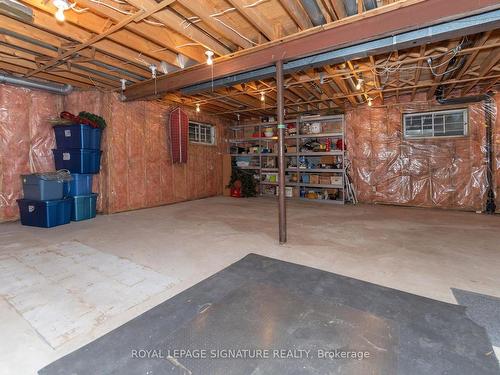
[0,240,177,348]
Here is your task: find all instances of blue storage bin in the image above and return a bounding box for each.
[64,174,93,197]
[90,128,102,150]
[17,197,72,228]
[22,174,64,201]
[302,174,310,183]
[53,149,101,174]
[54,124,92,149]
[71,193,97,221]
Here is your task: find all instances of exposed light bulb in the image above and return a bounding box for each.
[53,0,69,22]
[149,64,157,79]
[55,7,65,21]
[355,79,363,90]
[367,97,373,107]
[205,50,214,65]
[260,91,265,102]
[196,103,200,112]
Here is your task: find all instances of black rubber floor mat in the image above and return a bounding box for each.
[452,288,500,350]
[39,254,499,375]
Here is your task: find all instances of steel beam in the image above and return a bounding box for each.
[123,0,500,101]
[276,60,286,244]
[181,8,500,94]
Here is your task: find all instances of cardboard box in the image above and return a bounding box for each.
[287,145,297,153]
[319,176,331,185]
[320,156,336,164]
[310,174,320,184]
[331,176,343,185]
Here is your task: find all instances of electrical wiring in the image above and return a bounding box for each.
[175,43,202,49]
[86,74,111,92]
[134,53,151,67]
[180,0,268,45]
[69,3,89,13]
[212,18,258,45]
[374,39,465,78]
[88,0,132,15]
[144,19,166,27]
[427,64,462,77]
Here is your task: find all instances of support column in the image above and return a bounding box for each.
[276,60,287,244]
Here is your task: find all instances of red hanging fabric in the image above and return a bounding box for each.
[169,107,188,163]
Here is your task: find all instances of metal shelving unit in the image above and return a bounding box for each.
[229,115,346,204]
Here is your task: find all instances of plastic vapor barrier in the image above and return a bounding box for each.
[345,94,498,211]
[0,84,63,221]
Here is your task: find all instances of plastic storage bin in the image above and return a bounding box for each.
[53,149,101,174]
[65,174,93,196]
[22,174,64,200]
[90,128,102,150]
[53,124,102,150]
[17,197,72,228]
[71,193,97,221]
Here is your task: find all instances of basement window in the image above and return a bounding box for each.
[189,122,215,145]
[403,109,468,139]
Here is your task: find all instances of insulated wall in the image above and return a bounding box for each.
[0,84,63,221]
[495,95,500,211]
[346,93,498,211]
[0,87,226,222]
[104,93,225,214]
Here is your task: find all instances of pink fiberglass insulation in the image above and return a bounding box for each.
[104,93,225,214]
[1,87,226,222]
[494,95,500,213]
[345,93,491,211]
[0,84,63,221]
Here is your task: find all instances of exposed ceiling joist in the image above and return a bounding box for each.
[25,9,145,77]
[123,0,500,101]
[124,0,232,56]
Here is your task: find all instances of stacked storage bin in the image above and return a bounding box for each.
[17,172,72,228]
[53,124,102,221]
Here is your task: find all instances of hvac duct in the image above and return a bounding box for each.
[300,0,326,26]
[435,86,491,105]
[0,73,73,95]
[344,0,377,16]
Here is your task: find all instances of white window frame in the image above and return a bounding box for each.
[403,109,468,139]
[189,121,216,145]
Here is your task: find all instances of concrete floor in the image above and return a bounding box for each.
[1,196,499,375]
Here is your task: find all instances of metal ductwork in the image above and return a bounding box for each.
[0,73,73,95]
[344,0,377,16]
[0,0,33,22]
[435,86,491,104]
[300,0,326,26]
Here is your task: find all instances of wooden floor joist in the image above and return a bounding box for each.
[25,10,145,77]
[0,0,496,116]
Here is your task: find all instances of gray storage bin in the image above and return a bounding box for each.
[21,172,69,201]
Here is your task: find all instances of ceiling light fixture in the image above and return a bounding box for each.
[260,91,265,102]
[196,103,200,112]
[355,78,363,90]
[205,50,214,65]
[367,97,373,107]
[52,0,70,22]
